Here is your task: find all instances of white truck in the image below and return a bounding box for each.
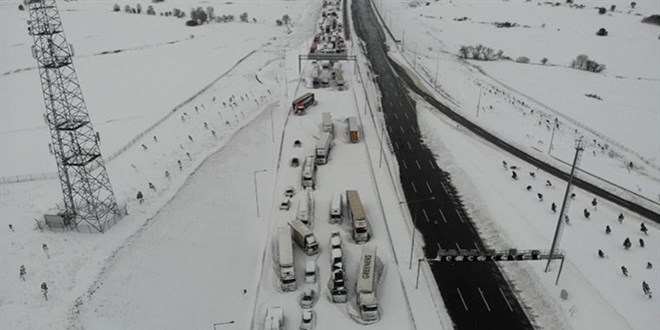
[346,190,370,243]
[329,192,342,224]
[357,245,380,322]
[315,132,332,165]
[297,187,314,227]
[265,306,284,330]
[289,219,319,256]
[321,112,334,136]
[336,69,345,88]
[278,227,296,292]
[301,155,316,189]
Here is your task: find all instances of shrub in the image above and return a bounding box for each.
[282,14,290,25]
[152,0,165,2]
[131,8,137,14]
[146,5,155,15]
[240,12,248,22]
[113,3,120,12]
[631,2,636,8]
[641,15,660,26]
[610,4,616,11]
[585,93,603,100]
[571,54,606,73]
[494,22,517,28]
[124,5,131,13]
[516,56,530,63]
[172,8,184,18]
[596,27,608,36]
[598,7,606,14]
[190,7,208,24]
[136,3,142,14]
[541,57,548,65]
[276,19,283,26]
[186,20,199,27]
[458,44,504,61]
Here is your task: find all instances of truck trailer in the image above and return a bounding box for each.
[347,116,359,143]
[278,227,296,292]
[322,112,334,136]
[297,187,314,227]
[315,132,332,165]
[357,245,380,322]
[346,190,369,243]
[289,219,319,256]
[292,93,315,115]
[301,155,316,189]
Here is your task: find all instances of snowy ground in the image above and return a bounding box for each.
[2,0,658,329]
[416,99,659,330]
[373,0,660,208]
[0,0,312,178]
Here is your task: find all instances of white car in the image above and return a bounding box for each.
[330,230,341,249]
[304,260,317,284]
[300,309,314,330]
[300,288,315,309]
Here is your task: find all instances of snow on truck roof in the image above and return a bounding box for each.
[357,245,377,292]
[289,219,313,236]
[346,190,366,221]
[278,227,293,266]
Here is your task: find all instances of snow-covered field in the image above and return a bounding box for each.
[374,0,660,207]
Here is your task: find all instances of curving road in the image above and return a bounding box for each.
[352,0,534,329]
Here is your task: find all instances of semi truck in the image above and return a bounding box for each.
[357,245,380,322]
[322,112,334,136]
[278,227,296,292]
[292,93,315,115]
[346,190,370,243]
[297,187,314,227]
[329,192,342,224]
[301,155,316,189]
[336,69,345,88]
[347,116,359,143]
[289,219,319,256]
[315,132,332,165]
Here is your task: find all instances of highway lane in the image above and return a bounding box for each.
[351,0,534,329]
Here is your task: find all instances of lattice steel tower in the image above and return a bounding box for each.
[27,0,121,232]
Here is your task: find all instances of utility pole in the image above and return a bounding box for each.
[253,169,267,217]
[476,88,482,118]
[545,140,583,272]
[434,59,440,89]
[413,43,418,69]
[270,106,275,143]
[548,122,557,155]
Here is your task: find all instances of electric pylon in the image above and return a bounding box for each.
[26,0,121,232]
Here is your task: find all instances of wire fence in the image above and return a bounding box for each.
[1,50,258,186]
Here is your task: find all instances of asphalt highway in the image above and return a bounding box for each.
[352,0,535,329]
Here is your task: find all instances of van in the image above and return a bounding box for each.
[305,260,317,284]
[330,193,342,223]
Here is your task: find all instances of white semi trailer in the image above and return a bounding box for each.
[346,190,369,243]
[301,155,316,189]
[322,112,334,136]
[357,245,380,322]
[315,132,332,165]
[297,187,314,227]
[278,227,296,292]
